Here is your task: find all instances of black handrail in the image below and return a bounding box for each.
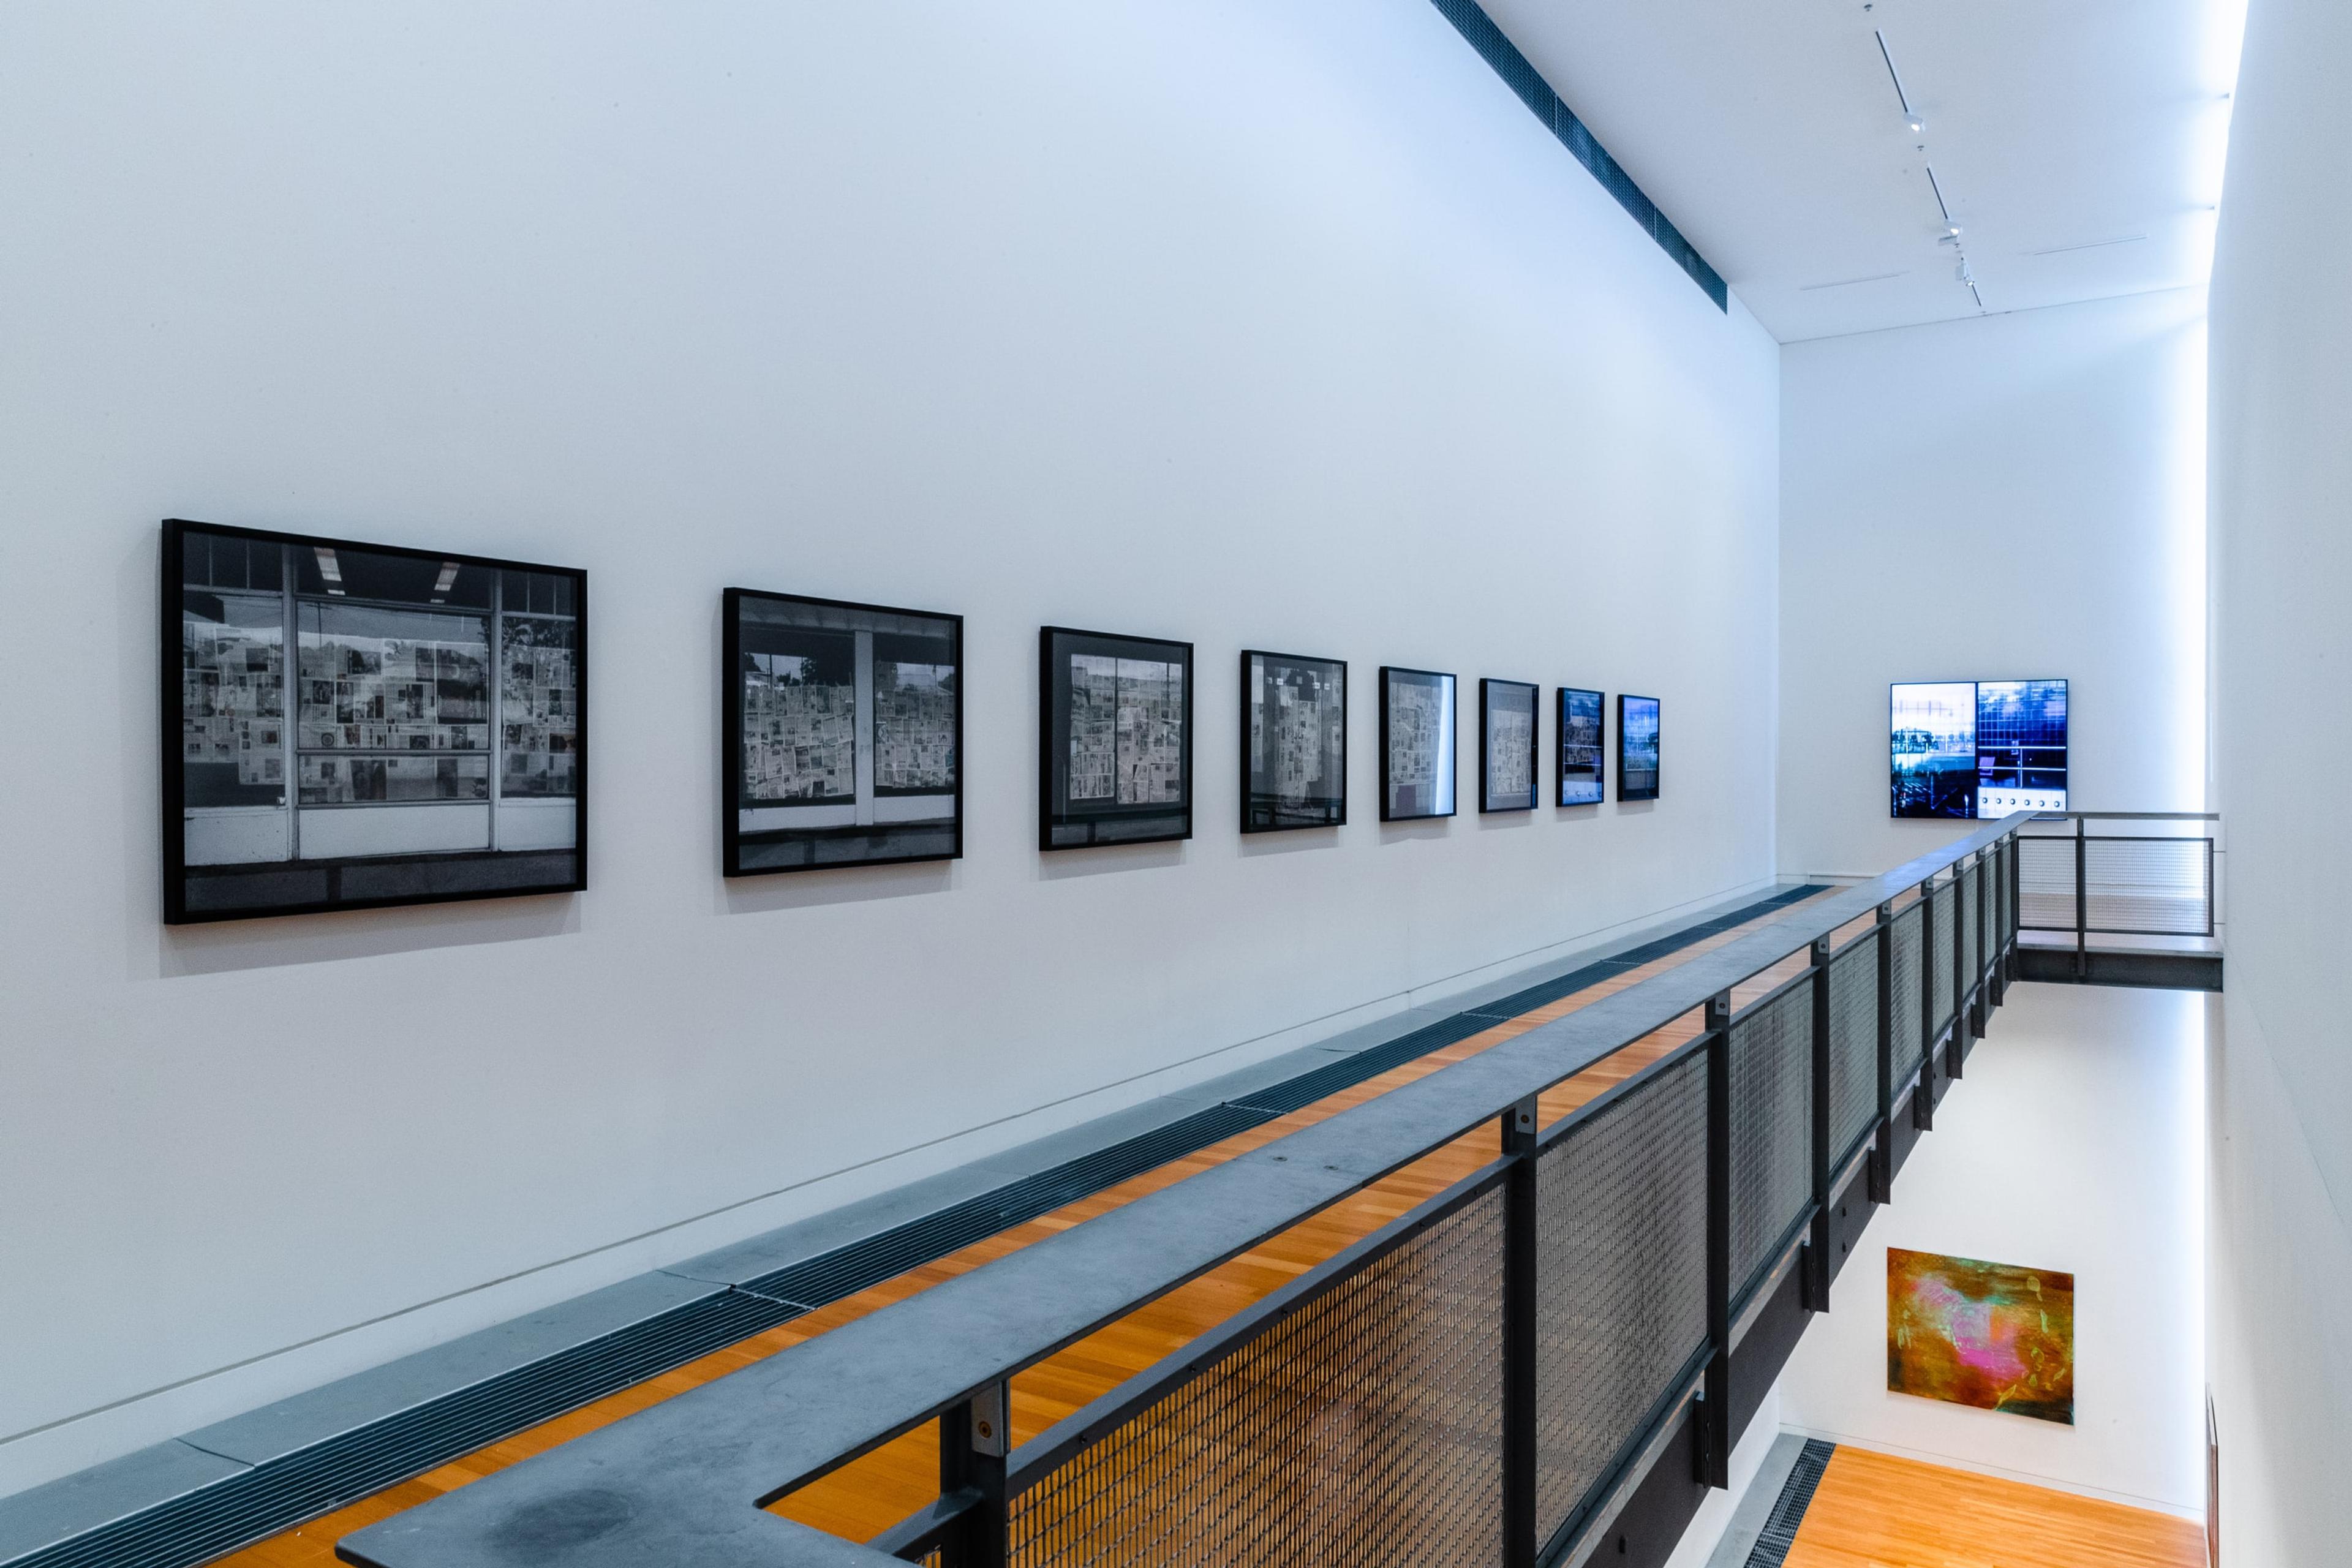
[340,813,2032,1568]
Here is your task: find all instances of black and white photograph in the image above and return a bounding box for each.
[1618,693,1660,801]
[1479,678,1539,813]
[1242,650,1347,832]
[1379,666,1457,821]
[162,518,586,922]
[1041,627,1193,849]
[725,589,962,875]
[1558,686,1605,806]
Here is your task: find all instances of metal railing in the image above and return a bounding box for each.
[2015,812,2219,980]
[341,815,2033,1568]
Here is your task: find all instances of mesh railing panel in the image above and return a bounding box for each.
[1929,881,1956,1036]
[1827,935,1879,1165]
[1994,841,2012,948]
[1531,1054,1708,1550]
[2084,838,2215,936]
[1890,904,1924,1087]
[1728,984,1811,1302]
[1960,862,1979,989]
[2017,834,2078,929]
[1008,1186,1507,1568]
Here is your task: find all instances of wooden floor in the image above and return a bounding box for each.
[216,893,1860,1567]
[1788,1447,2206,1568]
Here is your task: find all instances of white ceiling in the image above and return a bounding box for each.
[1478,0,2246,341]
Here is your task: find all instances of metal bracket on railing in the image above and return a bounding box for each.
[937,1382,1009,1568]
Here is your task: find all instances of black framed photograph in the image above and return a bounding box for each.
[1242,650,1346,832]
[162,518,585,924]
[723,589,962,875]
[1040,627,1193,850]
[1618,693,1660,801]
[1479,679,1539,813]
[1379,666,1457,821]
[1558,686,1605,806]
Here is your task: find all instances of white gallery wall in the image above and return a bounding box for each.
[0,2,1781,1492]
[1773,984,2207,1518]
[1778,290,2209,878]
[2206,0,2352,1562]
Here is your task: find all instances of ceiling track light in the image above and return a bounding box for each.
[1875,29,1921,134]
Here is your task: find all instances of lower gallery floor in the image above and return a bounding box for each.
[1787,1446,2204,1568]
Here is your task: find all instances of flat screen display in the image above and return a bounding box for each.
[1557,687,1604,806]
[1890,679,2067,818]
[1617,695,1659,801]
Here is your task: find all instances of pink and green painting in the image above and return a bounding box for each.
[1887,1246,2075,1425]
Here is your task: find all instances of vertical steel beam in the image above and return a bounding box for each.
[938,1382,1008,1568]
[1501,1095,1540,1568]
[1699,991,1732,1489]
[1948,856,1970,1082]
[2006,829,2023,985]
[2075,815,2089,981]
[1915,880,1936,1134]
[1871,901,1894,1205]
[1806,937,1833,1312]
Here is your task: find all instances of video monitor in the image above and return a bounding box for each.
[1556,687,1604,806]
[1617,695,1659,801]
[1890,679,2067,819]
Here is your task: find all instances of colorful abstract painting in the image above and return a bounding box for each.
[1887,1246,2075,1425]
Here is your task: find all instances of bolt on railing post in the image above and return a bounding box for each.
[1698,990,1733,1490]
[1915,877,1937,1134]
[938,1382,1009,1568]
[1805,937,1833,1313]
[1870,900,1894,1205]
[1500,1094,1539,1568]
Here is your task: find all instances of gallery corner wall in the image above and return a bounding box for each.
[1770,984,2207,1519]
[1776,287,2209,880]
[0,1,1779,1495]
[2206,0,2352,1561]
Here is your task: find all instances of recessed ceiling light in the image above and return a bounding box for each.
[2027,235,2149,256]
[1800,271,1908,291]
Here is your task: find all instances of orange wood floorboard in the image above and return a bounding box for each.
[1786,1447,2204,1568]
[213,893,1847,1567]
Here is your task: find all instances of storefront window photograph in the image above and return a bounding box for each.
[164,519,586,921]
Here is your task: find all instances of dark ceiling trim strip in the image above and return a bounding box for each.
[1429,0,1730,312]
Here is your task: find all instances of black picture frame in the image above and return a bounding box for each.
[722,589,963,876]
[161,517,587,924]
[1478,678,1539,813]
[1379,666,1457,821]
[1617,693,1660,802]
[1557,686,1605,807]
[1039,626,1193,850]
[1240,649,1347,832]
